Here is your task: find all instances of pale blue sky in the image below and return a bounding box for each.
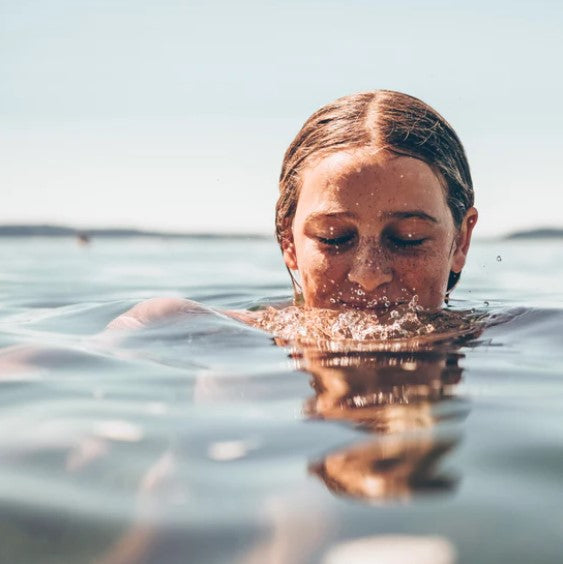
[2,0,562,236]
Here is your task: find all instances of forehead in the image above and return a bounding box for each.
[297,149,448,216]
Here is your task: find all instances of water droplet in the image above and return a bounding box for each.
[496,255,502,262]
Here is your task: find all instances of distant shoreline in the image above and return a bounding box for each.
[0,224,561,240]
[0,225,270,239]
[504,228,563,240]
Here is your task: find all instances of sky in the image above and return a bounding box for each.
[1,0,562,237]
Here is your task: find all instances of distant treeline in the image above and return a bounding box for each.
[505,228,563,240]
[0,224,561,239]
[0,225,269,239]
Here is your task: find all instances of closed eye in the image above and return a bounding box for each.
[389,236,427,248]
[318,233,355,246]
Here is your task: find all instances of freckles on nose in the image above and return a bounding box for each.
[347,245,393,291]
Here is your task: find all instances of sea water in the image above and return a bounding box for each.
[0,236,562,564]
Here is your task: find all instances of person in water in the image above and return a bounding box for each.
[108,89,478,330]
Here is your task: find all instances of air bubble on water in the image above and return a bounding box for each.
[484,301,489,306]
[496,255,502,262]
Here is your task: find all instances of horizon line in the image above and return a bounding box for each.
[0,223,562,241]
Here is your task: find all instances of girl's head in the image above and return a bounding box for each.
[276,90,478,311]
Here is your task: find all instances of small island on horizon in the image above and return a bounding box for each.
[504,228,563,240]
[0,224,561,240]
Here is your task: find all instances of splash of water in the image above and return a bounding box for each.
[251,296,484,352]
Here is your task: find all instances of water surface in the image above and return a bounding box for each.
[0,236,562,564]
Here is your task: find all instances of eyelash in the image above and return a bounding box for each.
[389,236,427,249]
[317,234,355,246]
[317,234,427,249]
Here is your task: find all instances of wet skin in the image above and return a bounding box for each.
[283,149,477,311]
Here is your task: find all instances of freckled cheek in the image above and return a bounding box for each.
[394,255,450,307]
[299,249,349,302]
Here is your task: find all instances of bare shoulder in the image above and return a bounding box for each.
[106,297,208,331]
[224,309,263,325]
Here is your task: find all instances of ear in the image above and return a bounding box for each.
[451,207,478,273]
[280,216,298,270]
[282,233,298,270]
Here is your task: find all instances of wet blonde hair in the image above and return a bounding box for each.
[275,90,474,293]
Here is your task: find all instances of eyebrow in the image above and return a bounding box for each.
[382,210,439,223]
[304,211,358,222]
[304,210,438,223]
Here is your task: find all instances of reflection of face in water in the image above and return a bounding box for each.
[298,350,467,502]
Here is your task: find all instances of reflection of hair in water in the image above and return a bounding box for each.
[302,351,465,432]
[302,350,466,502]
[309,436,458,502]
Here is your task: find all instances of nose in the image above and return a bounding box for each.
[347,242,393,292]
